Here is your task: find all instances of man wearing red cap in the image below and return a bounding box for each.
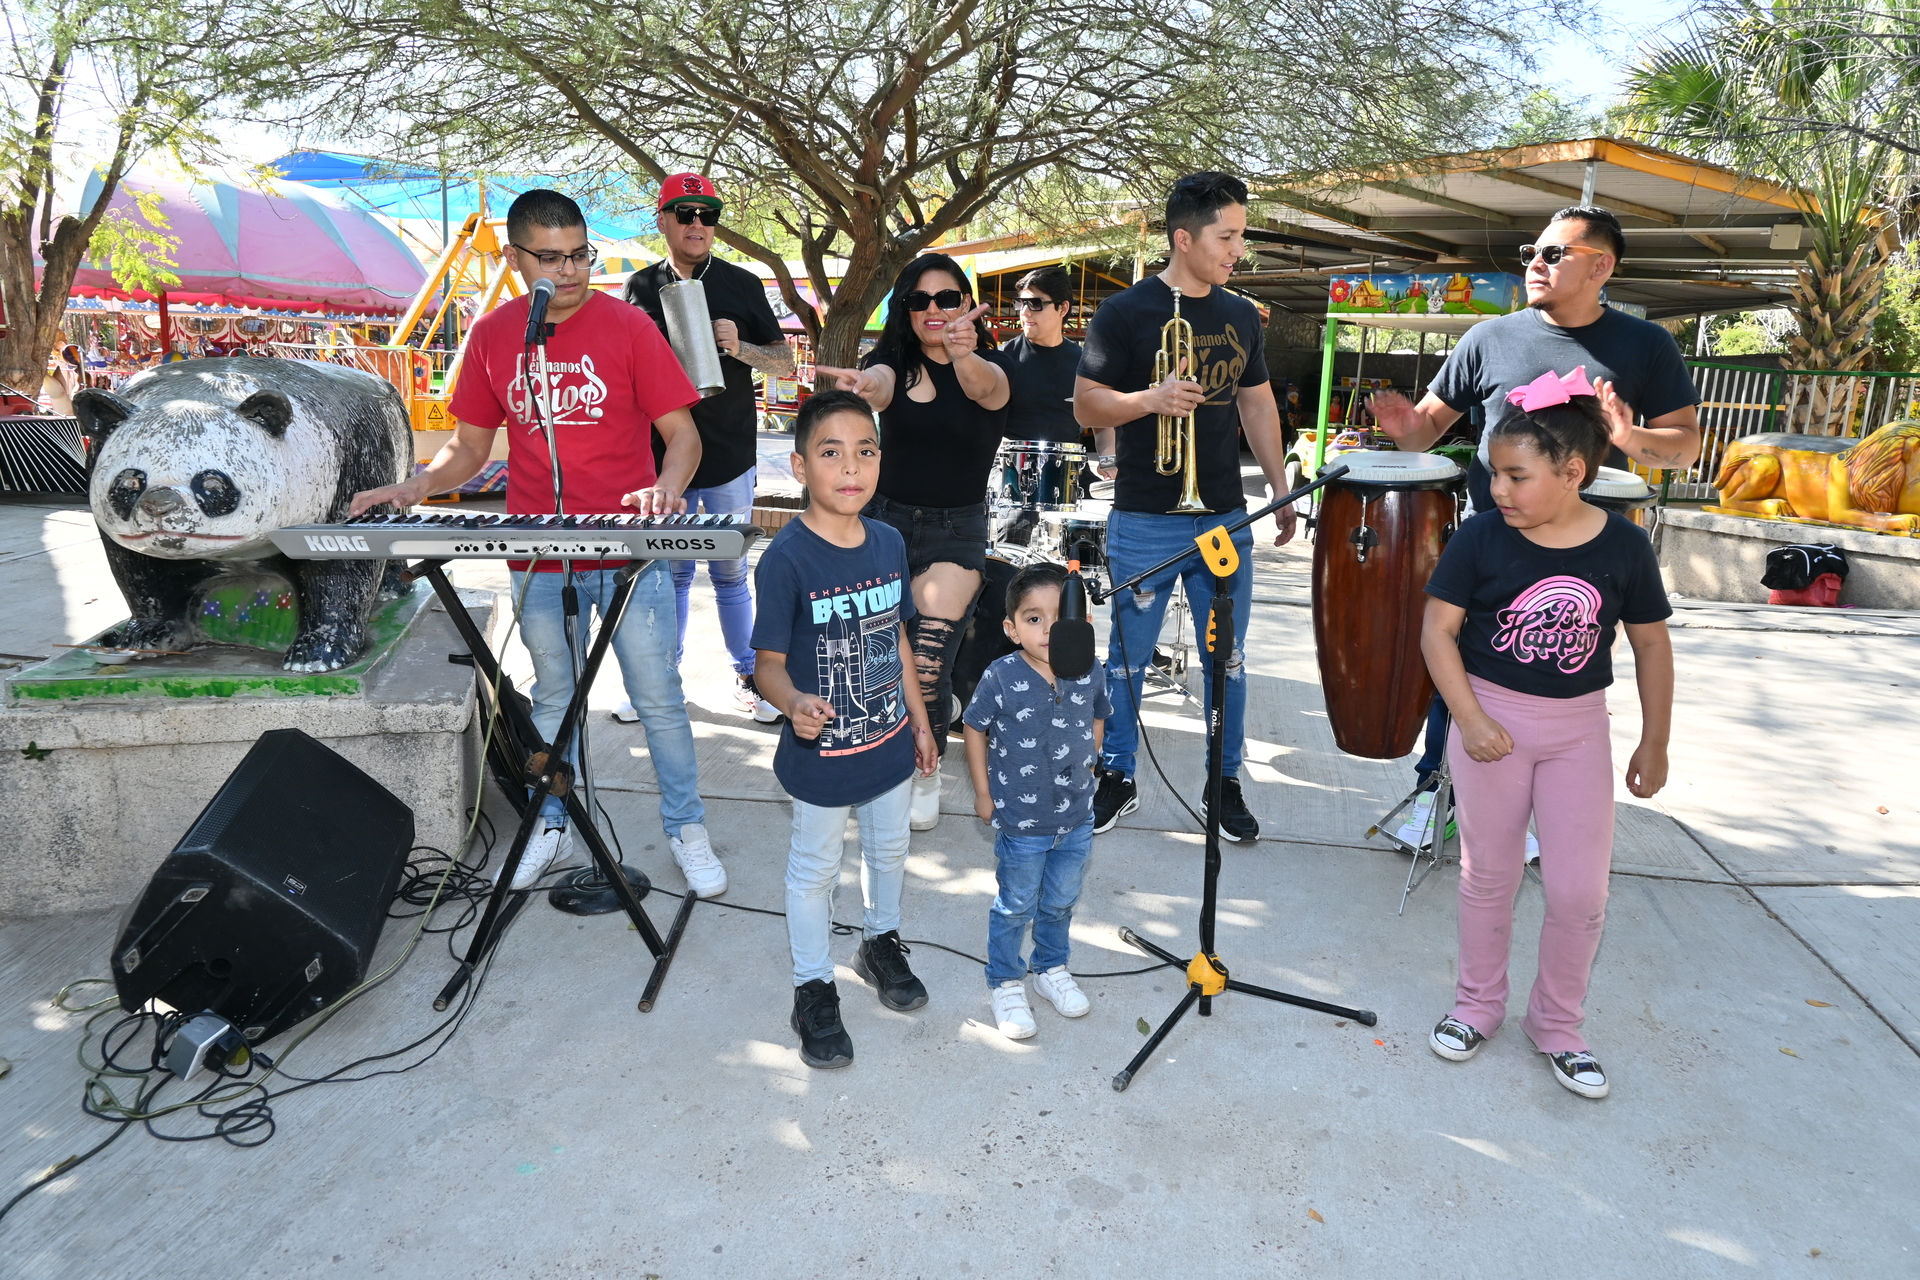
[625,173,793,723]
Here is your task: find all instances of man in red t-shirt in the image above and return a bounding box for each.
[352,189,728,899]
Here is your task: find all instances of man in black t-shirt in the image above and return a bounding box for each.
[625,172,793,722]
[1075,172,1298,842]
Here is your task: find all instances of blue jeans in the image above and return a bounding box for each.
[1100,511,1254,780]
[1414,693,1449,789]
[986,822,1093,986]
[785,776,911,986]
[512,563,704,836]
[671,466,756,676]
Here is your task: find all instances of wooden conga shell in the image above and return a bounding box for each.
[1311,459,1460,759]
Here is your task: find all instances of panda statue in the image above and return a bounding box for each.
[74,358,414,673]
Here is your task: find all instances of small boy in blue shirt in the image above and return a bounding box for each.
[963,562,1112,1040]
[752,390,939,1070]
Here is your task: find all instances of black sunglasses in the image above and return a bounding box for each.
[903,288,966,312]
[1014,296,1061,312]
[668,205,721,226]
[1518,243,1603,267]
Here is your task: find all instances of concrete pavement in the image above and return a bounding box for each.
[2,458,1917,1276]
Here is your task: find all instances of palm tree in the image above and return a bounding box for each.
[1623,0,1919,426]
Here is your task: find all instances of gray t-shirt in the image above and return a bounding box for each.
[1430,306,1700,501]
[963,654,1112,834]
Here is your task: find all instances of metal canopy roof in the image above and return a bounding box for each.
[1234,137,1806,321]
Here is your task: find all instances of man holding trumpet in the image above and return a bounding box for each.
[1074,171,1297,842]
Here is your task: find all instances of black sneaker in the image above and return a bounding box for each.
[854,931,929,1011]
[1547,1050,1610,1099]
[1092,768,1138,834]
[1205,776,1260,842]
[790,980,854,1069]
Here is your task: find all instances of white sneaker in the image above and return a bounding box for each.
[497,822,571,890]
[610,698,639,724]
[1032,966,1090,1018]
[1526,828,1541,863]
[910,770,941,831]
[735,674,782,723]
[990,981,1037,1040]
[1393,791,1440,846]
[670,822,728,897]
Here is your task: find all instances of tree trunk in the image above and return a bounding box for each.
[1786,241,1885,434]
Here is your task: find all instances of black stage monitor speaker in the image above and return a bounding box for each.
[112,728,415,1045]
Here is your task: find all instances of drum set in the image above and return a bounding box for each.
[989,438,1106,573]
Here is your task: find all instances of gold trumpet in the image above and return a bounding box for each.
[1153,286,1210,513]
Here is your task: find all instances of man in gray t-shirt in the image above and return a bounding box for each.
[1371,205,1702,512]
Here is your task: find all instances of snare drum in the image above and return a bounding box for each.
[1584,466,1657,527]
[1312,452,1462,760]
[992,439,1085,512]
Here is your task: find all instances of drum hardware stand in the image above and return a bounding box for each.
[1368,760,1459,916]
[1141,580,1198,708]
[1089,468,1376,1091]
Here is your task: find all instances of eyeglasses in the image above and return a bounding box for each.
[1518,243,1605,268]
[667,205,721,226]
[903,288,967,312]
[511,243,597,272]
[1014,297,1061,312]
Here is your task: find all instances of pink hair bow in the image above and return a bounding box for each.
[1506,365,1595,412]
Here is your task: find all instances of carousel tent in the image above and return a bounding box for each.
[59,170,427,313]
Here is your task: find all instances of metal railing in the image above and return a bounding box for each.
[1671,362,1920,500]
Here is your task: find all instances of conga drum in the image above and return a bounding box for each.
[1311,452,1462,759]
[1583,466,1656,527]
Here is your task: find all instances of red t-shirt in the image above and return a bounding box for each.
[450,290,699,570]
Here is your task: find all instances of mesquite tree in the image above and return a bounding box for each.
[297,0,1560,371]
[0,0,303,391]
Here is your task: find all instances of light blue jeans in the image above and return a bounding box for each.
[986,821,1093,986]
[1100,510,1254,780]
[671,466,756,675]
[785,776,911,986]
[512,563,704,837]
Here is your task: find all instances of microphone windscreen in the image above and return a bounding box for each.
[1049,620,1096,680]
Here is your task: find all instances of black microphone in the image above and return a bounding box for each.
[1049,560,1097,680]
[524,278,555,345]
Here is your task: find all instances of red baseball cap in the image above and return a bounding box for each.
[657,173,722,210]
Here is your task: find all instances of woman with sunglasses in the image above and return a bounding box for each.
[816,252,1010,831]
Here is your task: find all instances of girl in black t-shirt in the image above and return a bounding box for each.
[1419,370,1674,1102]
[816,254,1010,830]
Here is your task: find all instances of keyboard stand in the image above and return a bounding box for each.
[418,559,691,1014]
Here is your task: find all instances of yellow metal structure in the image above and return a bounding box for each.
[390,214,524,437]
[1186,951,1229,995]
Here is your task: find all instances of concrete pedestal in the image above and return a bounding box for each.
[1658,508,1920,609]
[0,589,495,921]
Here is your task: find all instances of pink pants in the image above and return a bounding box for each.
[1446,675,1614,1054]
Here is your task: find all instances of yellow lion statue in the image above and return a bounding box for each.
[1711,421,1920,535]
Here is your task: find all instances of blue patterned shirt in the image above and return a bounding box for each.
[963,654,1112,834]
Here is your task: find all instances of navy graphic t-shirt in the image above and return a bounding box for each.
[1424,509,1672,699]
[963,654,1112,834]
[752,516,917,807]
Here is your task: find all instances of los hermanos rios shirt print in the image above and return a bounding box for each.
[450,291,699,569]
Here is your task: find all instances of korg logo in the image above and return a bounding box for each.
[304,534,371,552]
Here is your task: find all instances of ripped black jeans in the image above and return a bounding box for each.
[864,495,989,755]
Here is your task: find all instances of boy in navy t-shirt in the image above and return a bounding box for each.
[963,562,1112,1041]
[752,390,939,1070]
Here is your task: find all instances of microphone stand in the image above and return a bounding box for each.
[1095,465,1379,1092]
